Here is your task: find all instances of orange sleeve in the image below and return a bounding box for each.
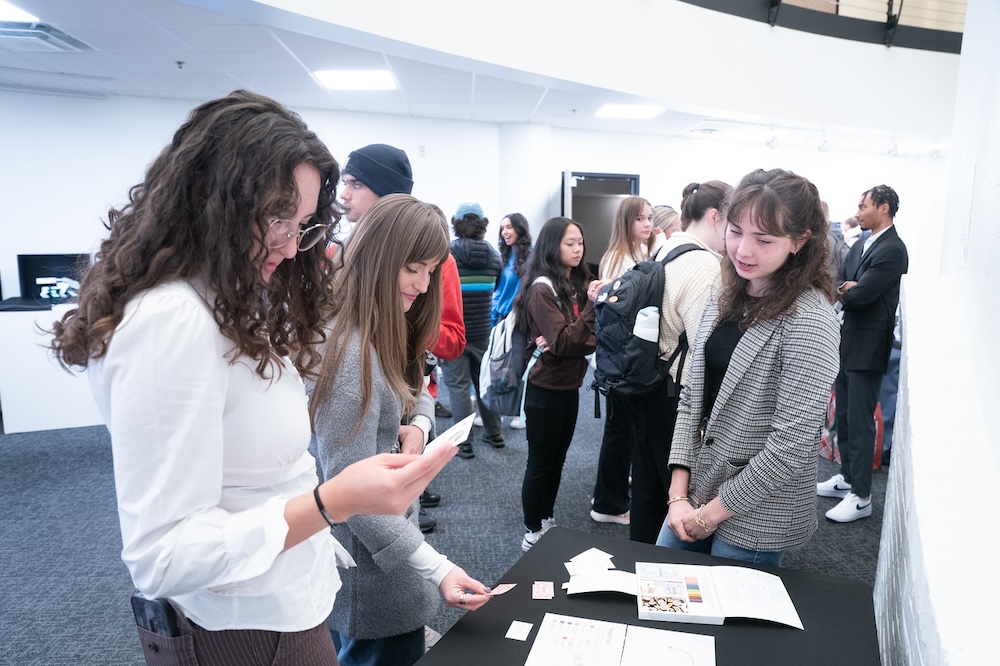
[431,253,466,361]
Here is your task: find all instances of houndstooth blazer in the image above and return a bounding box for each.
[669,287,841,552]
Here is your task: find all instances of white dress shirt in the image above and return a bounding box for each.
[89,280,345,631]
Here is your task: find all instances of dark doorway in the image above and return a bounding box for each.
[561,172,640,276]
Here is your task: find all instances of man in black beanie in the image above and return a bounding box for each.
[339,143,414,223]
[339,142,460,534]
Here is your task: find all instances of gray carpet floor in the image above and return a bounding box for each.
[0,367,887,665]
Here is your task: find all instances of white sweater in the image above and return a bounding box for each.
[653,231,723,383]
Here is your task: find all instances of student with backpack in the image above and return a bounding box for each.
[626,181,731,543]
[590,196,658,526]
[514,217,605,552]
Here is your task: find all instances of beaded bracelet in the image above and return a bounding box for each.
[314,484,340,529]
[694,506,716,534]
[667,496,690,505]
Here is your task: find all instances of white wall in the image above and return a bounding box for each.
[1,91,950,298]
[875,1,1000,664]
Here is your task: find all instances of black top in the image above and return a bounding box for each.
[702,318,743,420]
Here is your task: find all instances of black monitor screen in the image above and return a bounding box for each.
[17,253,91,302]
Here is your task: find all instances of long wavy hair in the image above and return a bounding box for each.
[512,217,591,327]
[718,169,836,327]
[599,196,654,279]
[50,90,340,377]
[498,212,532,277]
[309,194,450,430]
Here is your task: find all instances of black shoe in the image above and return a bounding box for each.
[419,508,436,534]
[456,442,475,459]
[481,433,505,449]
[434,401,452,418]
[420,490,441,508]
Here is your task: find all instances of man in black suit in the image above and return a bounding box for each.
[818,185,908,523]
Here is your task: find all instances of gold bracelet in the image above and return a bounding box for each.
[694,506,715,534]
[667,496,689,505]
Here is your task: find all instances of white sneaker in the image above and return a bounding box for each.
[817,473,852,499]
[825,493,872,523]
[473,414,483,427]
[509,416,525,430]
[590,509,630,526]
[541,517,557,533]
[522,528,543,552]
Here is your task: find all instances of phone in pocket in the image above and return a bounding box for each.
[130,591,181,637]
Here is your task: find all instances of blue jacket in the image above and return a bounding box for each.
[491,253,521,326]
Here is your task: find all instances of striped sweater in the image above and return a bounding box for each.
[450,237,502,342]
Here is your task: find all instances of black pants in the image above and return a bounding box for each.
[626,383,680,544]
[591,392,634,515]
[835,367,882,499]
[521,381,579,532]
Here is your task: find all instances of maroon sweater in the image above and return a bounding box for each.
[522,281,595,391]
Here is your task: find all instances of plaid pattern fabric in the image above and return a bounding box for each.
[670,288,840,551]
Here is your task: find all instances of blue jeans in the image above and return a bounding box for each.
[332,627,424,666]
[655,520,784,567]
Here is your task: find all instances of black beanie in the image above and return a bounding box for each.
[343,143,413,196]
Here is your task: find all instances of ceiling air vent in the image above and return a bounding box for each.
[0,22,93,53]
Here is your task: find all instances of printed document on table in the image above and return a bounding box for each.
[710,566,803,629]
[523,613,625,666]
[621,625,715,666]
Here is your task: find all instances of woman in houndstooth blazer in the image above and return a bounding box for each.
[656,169,841,566]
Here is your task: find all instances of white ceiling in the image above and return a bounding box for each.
[0,0,957,157]
[0,0,715,136]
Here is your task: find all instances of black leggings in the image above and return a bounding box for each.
[521,381,579,532]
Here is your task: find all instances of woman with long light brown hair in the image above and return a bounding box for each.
[309,195,491,666]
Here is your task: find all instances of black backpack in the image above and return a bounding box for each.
[590,244,703,405]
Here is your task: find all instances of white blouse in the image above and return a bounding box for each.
[89,281,344,631]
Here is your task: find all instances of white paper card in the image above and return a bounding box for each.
[505,620,533,641]
[564,569,638,596]
[423,414,475,455]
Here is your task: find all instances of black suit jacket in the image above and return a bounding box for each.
[838,225,908,373]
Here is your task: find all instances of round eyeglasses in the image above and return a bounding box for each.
[267,218,331,251]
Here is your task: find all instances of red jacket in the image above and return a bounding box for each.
[432,253,465,361]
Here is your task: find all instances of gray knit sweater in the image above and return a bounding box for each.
[307,331,438,640]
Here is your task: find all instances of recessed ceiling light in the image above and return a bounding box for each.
[314,70,396,91]
[594,104,664,120]
[0,1,39,22]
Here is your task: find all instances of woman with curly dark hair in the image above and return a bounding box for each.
[492,212,532,326]
[49,90,454,664]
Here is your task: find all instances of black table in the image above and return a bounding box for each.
[418,527,879,665]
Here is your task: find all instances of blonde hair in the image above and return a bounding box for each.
[599,196,654,279]
[653,205,681,238]
[310,194,450,430]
